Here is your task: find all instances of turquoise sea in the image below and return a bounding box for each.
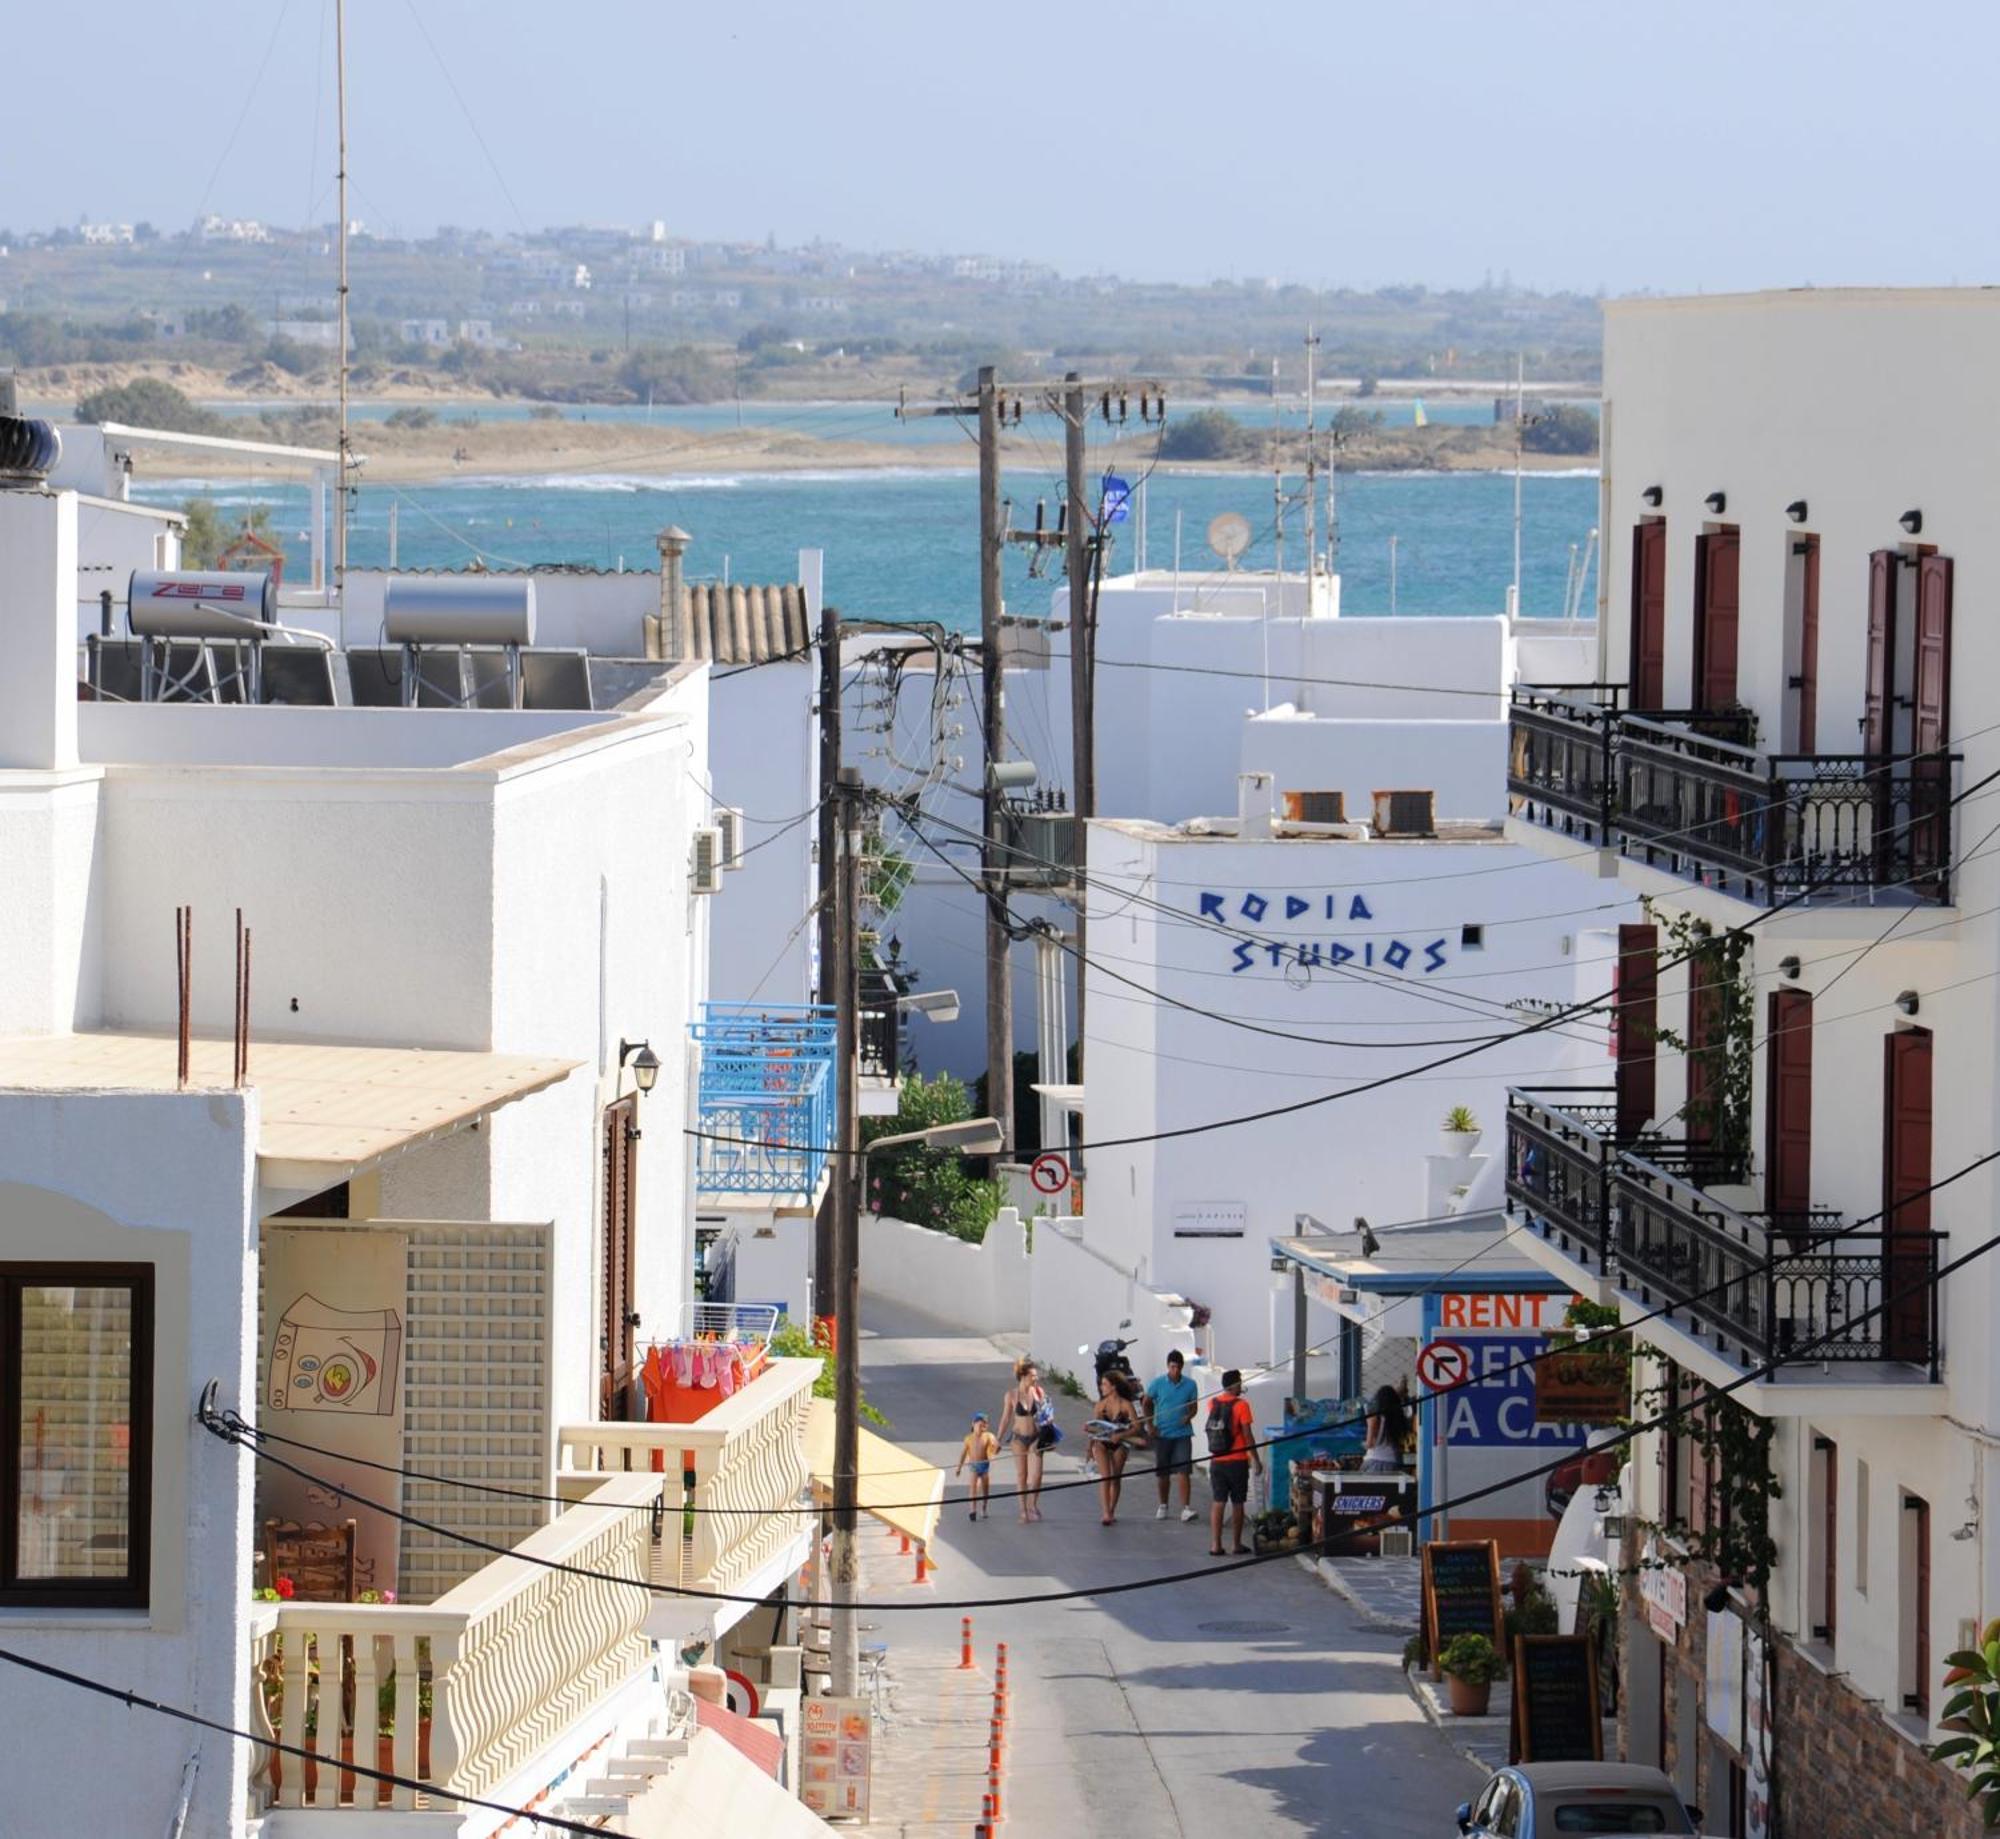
[137,402,1601,628]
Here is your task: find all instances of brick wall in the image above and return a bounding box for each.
[1774,1640,1981,1839]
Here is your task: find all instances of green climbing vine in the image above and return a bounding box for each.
[1640,899,1754,1176]
[1632,1368,1782,1596]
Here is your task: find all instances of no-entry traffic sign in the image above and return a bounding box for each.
[1030,1152,1071,1195]
[1416,1338,1471,1393]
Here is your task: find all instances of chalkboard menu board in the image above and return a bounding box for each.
[1511,1634,1603,1763]
[1422,1539,1502,1668]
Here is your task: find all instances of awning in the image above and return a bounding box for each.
[803,1398,944,1553]
[620,1727,834,1838]
[695,1695,785,1778]
[0,1030,576,1189]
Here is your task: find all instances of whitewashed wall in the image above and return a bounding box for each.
[858,1207,1030,1337]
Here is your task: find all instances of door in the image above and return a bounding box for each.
[1862,549,1897,754]
[1615,923,1659,1143]
[1794,537,1820,753]
[600,1095,640,1418]
[1764,988,1814,1232]
[1882,1030,1933,1365]
[1692,528,1741,711]
[1630,519,1667,708]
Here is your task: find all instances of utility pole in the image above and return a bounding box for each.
[1063,373,1091,1123]
[977,367,1015,1157]
[1511,351,1525,618]
[813,595,843,1321]
[1302,326,1320,605]
[333,0,351,640]
[828,764,865,1699]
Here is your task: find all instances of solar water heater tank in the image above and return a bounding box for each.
[383,576,536,646]
[127,568,278,636]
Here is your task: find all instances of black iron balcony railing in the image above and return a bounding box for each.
[1613,1154,1943,1376]
[1505,1087,1749,1278]
[858,968,901,1083]
[1508,687,1959,905]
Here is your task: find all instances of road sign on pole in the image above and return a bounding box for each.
[1100,474,1132,524]
[1416,1339,1471,1393]
[1030,1152,1071,1195]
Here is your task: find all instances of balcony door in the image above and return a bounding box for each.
[1764,989,1813,1234]
[1789,536,1820,753]
[1863,549,1898,755]
[1630,519,1667,709]
[1913,555,1952,757]
[1882,1028,1933,1365]
[1691,527,1741,712]
[600,1095,640,1419]
[1614,923,1659,1143]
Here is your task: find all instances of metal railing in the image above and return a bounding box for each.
[1612,1154,1942,1376]
[1509,686,1959,905]
[859,968,901,1083]
[1504,1086,1620,1272]
[692,1003,836,1199]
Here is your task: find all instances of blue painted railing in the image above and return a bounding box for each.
[692,1003,836,1198]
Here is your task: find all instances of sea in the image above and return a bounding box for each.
[134,398,1601,627]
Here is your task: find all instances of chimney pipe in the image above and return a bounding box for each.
[655,524,690,660]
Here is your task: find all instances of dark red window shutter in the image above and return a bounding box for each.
[1863,550,1896,754]
[1764,988,1814,1224]
[1631,520,1667,709]
[1883,1030,1934,1363]
[1615,923,1659,1142]
[1914,554,1952,756]
[1694,528,1740,712]
[1685,944,1726,1150]
[1797,537,1820,753]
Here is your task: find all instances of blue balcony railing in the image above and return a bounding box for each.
[693,1003,836,1199]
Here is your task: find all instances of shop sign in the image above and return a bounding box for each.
[1639,1540,1686,1640]
[1706,1609,1743,1747]
[1534,1336,1631,1425]
[1193,887,1456,976]
[1434,1334,1591,1450]
[801,1697,872,1820]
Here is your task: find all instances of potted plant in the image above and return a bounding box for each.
[1438,1633,1505,1717]
[1440,1105,1482,1157]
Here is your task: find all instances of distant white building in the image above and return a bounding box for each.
[197,213,271,244]
[78,220,134,245]
[265,317,351,352]
[398,317,451,346]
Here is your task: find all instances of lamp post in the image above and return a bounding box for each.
[828,1111,1001,1698]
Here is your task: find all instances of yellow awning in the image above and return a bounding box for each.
[804,1398,944,1553]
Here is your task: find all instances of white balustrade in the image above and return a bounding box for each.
[557,1356,817,1599]
[247,1471,660,1814]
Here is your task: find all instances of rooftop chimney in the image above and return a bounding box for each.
[654,524,690,660]
[1237,770,1276,839]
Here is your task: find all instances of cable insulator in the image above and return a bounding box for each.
[1118,393,1128,423]
[1100,390,1111,422]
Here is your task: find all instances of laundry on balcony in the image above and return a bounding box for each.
[638,1304,782,1424]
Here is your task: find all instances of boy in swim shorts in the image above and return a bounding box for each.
[957,1413,1001,1520]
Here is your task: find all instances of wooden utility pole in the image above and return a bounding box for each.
[333,0,351,641]
[1064,374,1092,1117]
[828,765,865,1698]
[977,367,1016,1156]
[813,595,843,1321]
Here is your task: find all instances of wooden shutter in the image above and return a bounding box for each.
[1631,520,1667,708]
[1693,527,1740,711]
[1797,536,1820,753]
[1914,554,1952,756]
[1764,988,1814,1227]
[1818,1436,1838,1643]
[1685,945,1725,1150]
[1913,1496,1932,1715]
[1863,549,1896,754]
[1882,1029,1933,1364]
[600,1095,640,1418]
[1615,923,1659,1142]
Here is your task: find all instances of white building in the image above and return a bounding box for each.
[1503,289,2000,1836]
[0,461,837,1835]
[78,220,134,245]
[399,317,452,346]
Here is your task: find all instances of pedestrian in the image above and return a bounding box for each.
[1204,1368,1261,1557]
[1361,1385,1410,1474]
[999,1358,1050,1522]
[1086,1369,1141,1525]
[957,1413,1001,1520]
[1144,1349,1201,1522]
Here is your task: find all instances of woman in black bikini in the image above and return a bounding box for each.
[1088,1369,1141,1524]
[1000,1358,1048,1522]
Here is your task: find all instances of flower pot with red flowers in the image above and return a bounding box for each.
[1438,1633,1505,1718]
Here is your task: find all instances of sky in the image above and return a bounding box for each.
[8,0,2000,294]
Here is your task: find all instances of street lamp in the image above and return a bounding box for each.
[897,988,961,1025]
[618,1037,661,1095]
[830,1114,1003,1699]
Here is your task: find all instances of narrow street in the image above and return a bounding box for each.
[851,1298,1480,1836]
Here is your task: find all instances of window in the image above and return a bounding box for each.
[1461,924,1485,951]
[1551,1803,1683,1834]
[1,1265,153,1607]
[1901,1491,1931,1717]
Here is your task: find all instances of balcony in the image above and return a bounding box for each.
[1613,1154,1942,1379]
[693,1002,836,1206]
[1508,686,1958,905]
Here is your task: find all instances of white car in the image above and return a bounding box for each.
[1454,1762,1700,1837]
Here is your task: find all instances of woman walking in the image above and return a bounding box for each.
[1087,1369,1141,1524]
[1000,1358,1050,1521]
[1361,1385,1410,1473]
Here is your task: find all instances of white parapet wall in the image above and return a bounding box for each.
[858,1207,1031,1337]
[1026,1215,1201,1390]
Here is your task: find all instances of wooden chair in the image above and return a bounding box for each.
[263,1517,359,1602]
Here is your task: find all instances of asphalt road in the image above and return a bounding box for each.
[854,1297,1481,1836]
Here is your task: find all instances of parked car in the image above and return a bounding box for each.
[1455,1762,1699,1836]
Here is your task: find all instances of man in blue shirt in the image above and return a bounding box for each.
[1144,1350,1201,1522]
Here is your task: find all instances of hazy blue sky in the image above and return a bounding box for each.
[9,0,1998,292]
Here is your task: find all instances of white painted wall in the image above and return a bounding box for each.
[0,1097,259,1839]
[858,1208,1030,1337]
[1082,821,1627,1369]
[1027,1215,1199,1393]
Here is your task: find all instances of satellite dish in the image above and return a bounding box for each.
[1207,511,1253,570]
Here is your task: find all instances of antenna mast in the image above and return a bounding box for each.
[1510,350,1524,618]
[1302,325,1319,604]
[334,0,351,633]
[1270,357,1284,582]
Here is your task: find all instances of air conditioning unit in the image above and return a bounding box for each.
[1371,788,1436,838]
[1378,1526,1415,1559]
[714,806,745,870]
[1282,789,1345,826]
[690,826,725,894]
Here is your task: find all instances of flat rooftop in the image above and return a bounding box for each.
[0,1030,577,1188]
[1097,816,1507,845]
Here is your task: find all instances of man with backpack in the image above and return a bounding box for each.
[1204,1369,1262,1556]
